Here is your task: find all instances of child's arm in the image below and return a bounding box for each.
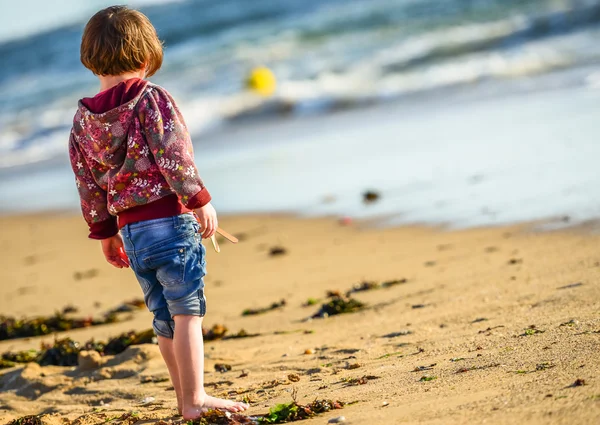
[139,87,217,237]
[69,133,129,268]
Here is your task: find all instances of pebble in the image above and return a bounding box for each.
[288,373,301,382]
[382,401,389,407]
[304,348,315,355]
[139,396,155,405]
[328,416,346,423]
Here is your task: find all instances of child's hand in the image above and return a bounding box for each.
[194,202,218,239]
[100,234,130,268]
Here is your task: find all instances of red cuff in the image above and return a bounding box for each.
[184,188,212,210]
[89,217,119,240]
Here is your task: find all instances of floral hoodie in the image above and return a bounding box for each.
[69,82,210,237]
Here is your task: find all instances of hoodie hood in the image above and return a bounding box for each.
[72,79,149,169]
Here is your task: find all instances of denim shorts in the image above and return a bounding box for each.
[121,213,206,339]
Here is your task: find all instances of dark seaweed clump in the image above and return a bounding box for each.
[0,313,96,341]
[242,300,286,316]
[312,296,365,318]
[1,324,260,369]
[188,399,344,424]
[204,324,229,341]
[0,299,145,341]
[345,279,407,296]
[97,329,155,355]
[203,324,261,341]
[192,410,255,424]
[1,329,156,368]
[6,415,43,425]
[260,399,344,423]
[38,338,81,366]
[224,329,261,340]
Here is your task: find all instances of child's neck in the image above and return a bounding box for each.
[98,70,146,93]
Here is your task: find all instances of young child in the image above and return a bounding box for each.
[69,6,248,419]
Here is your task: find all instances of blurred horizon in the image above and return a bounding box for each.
[0,0,180,43]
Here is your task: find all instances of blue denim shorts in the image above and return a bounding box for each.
[121,213,206,339]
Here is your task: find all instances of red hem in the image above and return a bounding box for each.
[185,188,212,210]
[89,217,119,240]
[117,194,192,229]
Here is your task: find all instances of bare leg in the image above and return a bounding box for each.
[173,315,249,419]
[157,336,183,414]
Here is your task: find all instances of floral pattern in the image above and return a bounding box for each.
[69,83,206,226]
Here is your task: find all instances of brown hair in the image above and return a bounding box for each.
[80,6,163,77]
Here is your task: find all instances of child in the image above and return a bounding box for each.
[69,6,248,419]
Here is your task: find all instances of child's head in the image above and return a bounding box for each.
[81,6,163,77]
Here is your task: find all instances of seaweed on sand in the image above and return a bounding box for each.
[2,349,39,364]
[519,325,545,337]
[203,324,261,341]
[0,300,146,341]
[341,375,379,386]
[1,329,157,368]
[185,399,344,424]
[345,281,379,296]
[191,410,255,424]
[223,329,261,340]
[381,279,407,288]
[1,323,259,369]
[3,338,82,368]
[0,359,17,369]
[312,296,365,318]
[204,324,229,341]
[100,329,156,355]
[0,313,94,341]
[1,349,40,369]
[104,299,146,315]
[38,338,81,366]
[6,415,44,425]
[260,399,344,423]
[344,279,407,297]
[215,363,232,373]
[242,300,286,316]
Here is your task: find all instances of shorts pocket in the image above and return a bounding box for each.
[144,247,186,286]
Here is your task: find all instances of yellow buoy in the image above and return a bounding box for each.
[246,66,277,96]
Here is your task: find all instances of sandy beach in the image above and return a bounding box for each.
[1,212,599,424]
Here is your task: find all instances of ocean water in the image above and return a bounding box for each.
[1,0,600,227]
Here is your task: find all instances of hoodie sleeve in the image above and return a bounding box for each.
[138,86,211,209]
[69,131,119,239]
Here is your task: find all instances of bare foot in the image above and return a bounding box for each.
[182,395,249,419]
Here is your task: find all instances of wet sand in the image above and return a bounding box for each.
[1,212,600,424]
